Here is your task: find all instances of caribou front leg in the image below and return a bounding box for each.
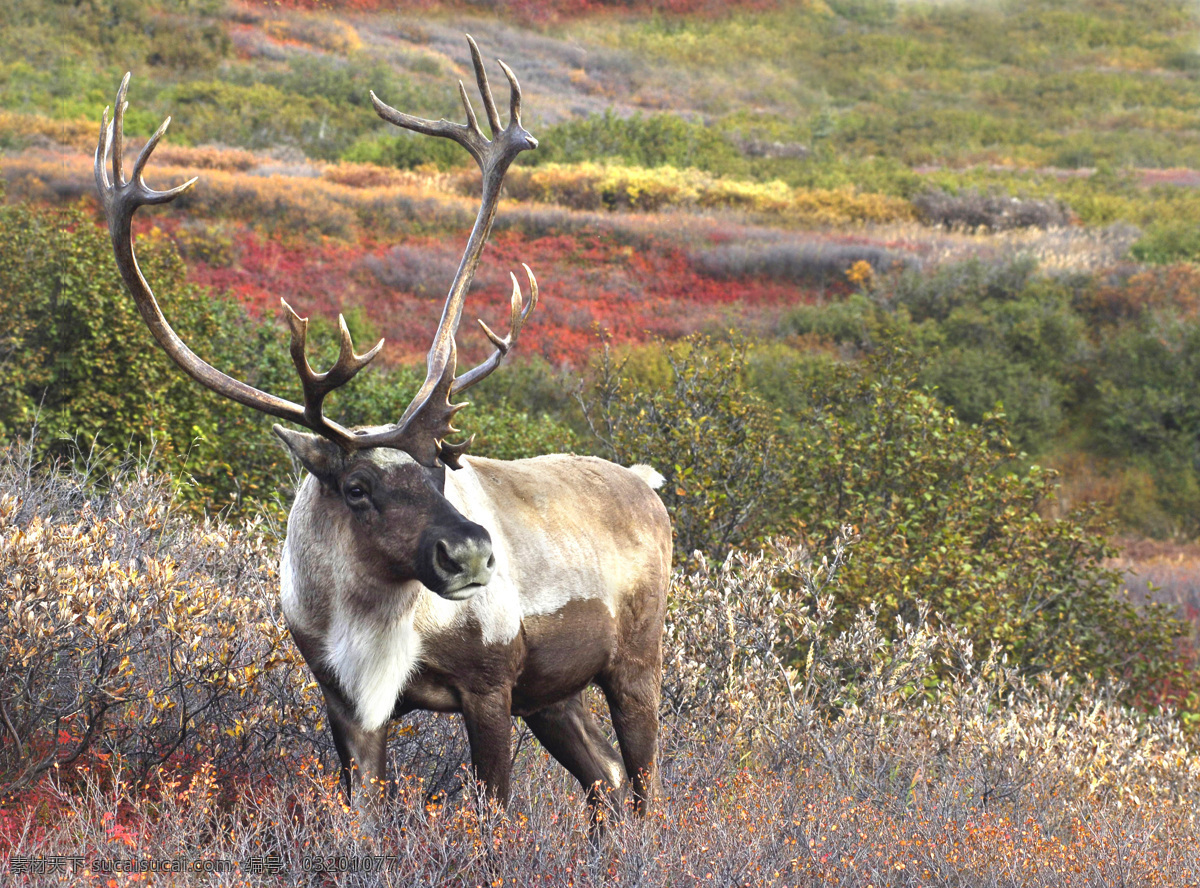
[322,687,388,825]
[460,689,514,805]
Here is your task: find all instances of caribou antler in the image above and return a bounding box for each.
[97,37,537,467]
[369,34,539,467]
[96,73,383,451]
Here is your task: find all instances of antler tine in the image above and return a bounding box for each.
[112,72,130,186]
[457,81,482,139]
[95,107,112,192]
[97,74,371,451]
[467,34,503,137]
[282,301,385,430]
[365,36,538,466]
[497,60,523,127]
[451,264,538,397]
[130,116,180,196]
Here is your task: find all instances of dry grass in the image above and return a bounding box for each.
[1,456,1197,885]
[1112,537,1200,656]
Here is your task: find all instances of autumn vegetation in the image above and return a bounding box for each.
[3,0,1200,884]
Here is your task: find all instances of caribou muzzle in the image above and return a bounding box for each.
[420,521,495,599]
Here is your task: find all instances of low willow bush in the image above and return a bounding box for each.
[3,449,1198,884]
[0,446,467,805]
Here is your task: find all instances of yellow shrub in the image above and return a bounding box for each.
[789,186,915,225]
[846,259,875,286]
[699,176,793,212]
[505,162,607,210]
[0,110,96,152]
[506,161,912,224]
[600,164,703,210]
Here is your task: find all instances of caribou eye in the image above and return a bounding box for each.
[344,482,370,504]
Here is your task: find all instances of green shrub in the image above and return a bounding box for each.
[578,336,787,561]
[1088,314,1200,535]
[574,333,1188,699]
[531,110,746,176]
[789,345,1185,698]
[1131,221,1200,264]
[0,201,296,514]
[785,258,1086,453]
[342,131,468,171]
[159,80,347,158]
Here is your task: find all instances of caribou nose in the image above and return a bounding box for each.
[431,532,494,600]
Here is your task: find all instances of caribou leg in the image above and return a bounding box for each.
[460,688,514,805]
[321,687,388,824]
[598,665,662,816]
[523,693,628,829]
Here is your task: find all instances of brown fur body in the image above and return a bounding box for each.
[281,453,671,821]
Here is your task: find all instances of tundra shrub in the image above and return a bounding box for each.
[669,535,1199,800]
[578,336,786,562]
[1130,220,1200,264]
[914,188,1072,231]
[789,346,1186,701]
[786,257,1086,453]
[0,448,300,795]
[503,162,913,222]
[586,335,1190,702]
[0,446,472,799]
[530,110,745,175]
[0,201,298,515]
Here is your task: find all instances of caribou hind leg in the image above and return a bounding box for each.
[523,693,628,828]
[598,664,662,817]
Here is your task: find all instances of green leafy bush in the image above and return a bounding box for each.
[789,346,1185,697]
[0,201,296,514]
[576,334,1188,699]
[1089,314,1200,536]
[342,130,468,171]
[531,110,746,175]
[1131,221,1200,264]
[578,336,786,561]
[785,258,1086,453]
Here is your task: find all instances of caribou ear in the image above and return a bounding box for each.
[273,425,344,483]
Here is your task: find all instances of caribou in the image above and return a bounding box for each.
[94,38,671,825]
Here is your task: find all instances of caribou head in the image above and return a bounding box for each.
[96,38,672,831]
[97,37,535,594]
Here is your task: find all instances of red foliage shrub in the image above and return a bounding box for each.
[178,223,814,367]
[1081,263,1200,325]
